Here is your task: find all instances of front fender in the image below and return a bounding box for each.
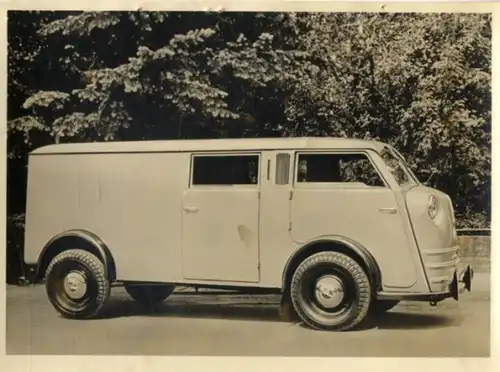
[281,234,382,292]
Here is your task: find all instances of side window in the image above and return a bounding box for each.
[192,154,260,186]
[275,153,291,185]
[296,153,385,187]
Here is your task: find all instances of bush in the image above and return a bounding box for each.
[456,212,490,230]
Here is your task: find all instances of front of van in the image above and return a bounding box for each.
[379,145,473,301]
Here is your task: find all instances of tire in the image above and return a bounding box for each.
[45,249,110,319]
[369,299,400,315]
[124,284,175,306]
[290,251,372,331]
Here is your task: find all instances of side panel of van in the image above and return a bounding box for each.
[25,152,188,283]
[25,155,79,265]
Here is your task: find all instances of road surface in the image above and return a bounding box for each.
[6,274,490,357]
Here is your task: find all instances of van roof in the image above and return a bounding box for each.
[30,137,388,155]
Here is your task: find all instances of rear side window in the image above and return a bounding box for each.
[296,153,385,187]
[191,154,260,186]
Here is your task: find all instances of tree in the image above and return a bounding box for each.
[284,12,491,226]
[9,11,307,147]
[7,11,491,229]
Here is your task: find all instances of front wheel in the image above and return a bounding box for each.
[45,249,110,319]
[290,251,372,331]
[124,284,175,306]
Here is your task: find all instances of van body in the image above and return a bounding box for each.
[23,137,473,331]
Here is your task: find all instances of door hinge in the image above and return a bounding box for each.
[288,221,292,231]
[289,190,293,200]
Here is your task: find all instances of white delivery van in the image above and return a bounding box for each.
[23,137,473,331]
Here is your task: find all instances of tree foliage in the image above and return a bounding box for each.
[285,12,491,225]
[7,11,491,229]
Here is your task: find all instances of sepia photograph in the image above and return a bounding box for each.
[4,3,493,361]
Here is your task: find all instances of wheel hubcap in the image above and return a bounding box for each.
[314,275,345,308]
[63,271,87,300]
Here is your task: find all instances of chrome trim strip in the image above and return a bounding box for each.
[429,276,449,284]
[421,246,459,256]
[426,258,460,269]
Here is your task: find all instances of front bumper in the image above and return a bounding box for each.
[449,264,474,301]
[376,265,474,302]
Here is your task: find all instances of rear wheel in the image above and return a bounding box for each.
[45,249,110,319]
[290,251,372,331]
[124,284,175,306]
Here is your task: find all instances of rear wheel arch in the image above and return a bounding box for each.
[36,230,116,282]
[282,236,382,294]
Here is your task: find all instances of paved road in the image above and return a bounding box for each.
[6,274,490,357]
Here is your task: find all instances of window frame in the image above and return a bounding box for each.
[292,150,389,189]
[381,146,420,187]
[189,152,262,189]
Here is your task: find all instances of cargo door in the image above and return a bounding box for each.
[181,153,261,283]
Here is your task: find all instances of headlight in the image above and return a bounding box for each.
[428,195,438,219]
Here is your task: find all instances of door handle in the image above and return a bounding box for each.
[183,206,199,213]
[379,207,397,214]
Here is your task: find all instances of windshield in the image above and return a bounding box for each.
[380,146,419,187]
